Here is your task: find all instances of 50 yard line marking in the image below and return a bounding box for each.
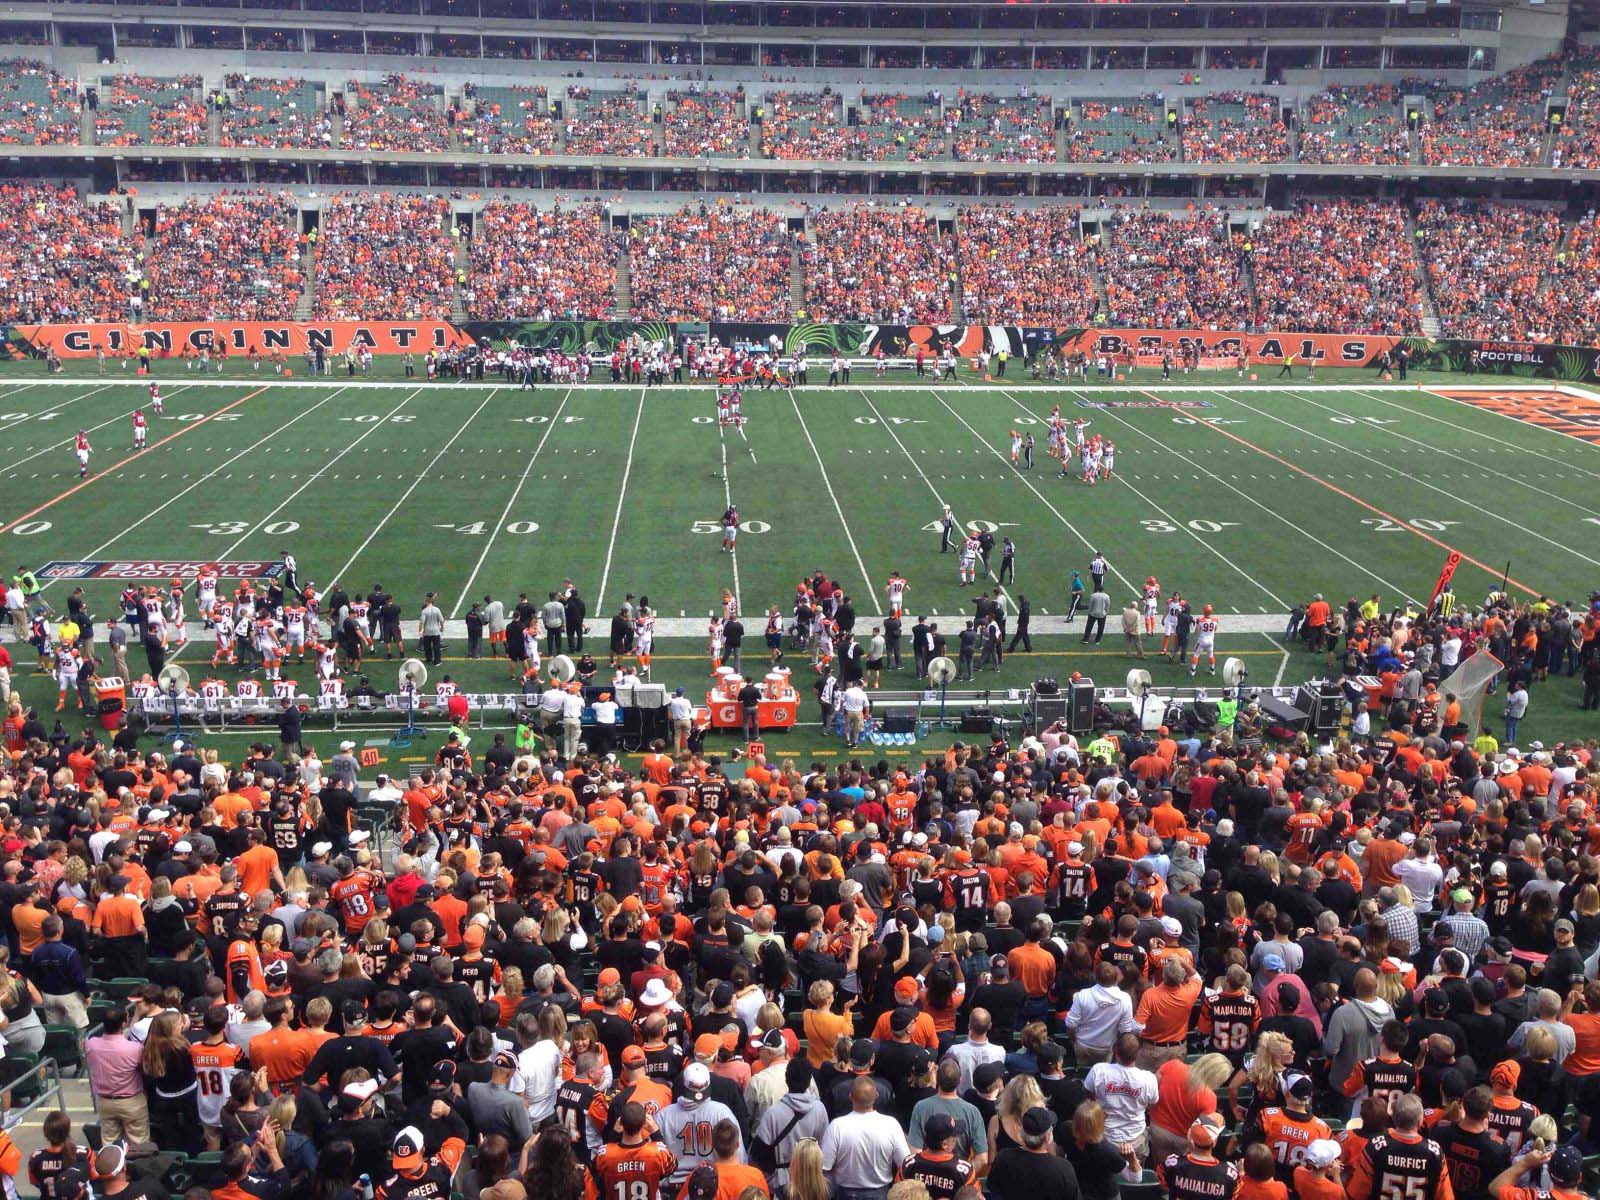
[786,387,881,614]
[451,387,574,617]
[0,384,260,535]
[331,388,502,584]
[35,386,352,590]
[597,389,647,612]
[858,389,1011,613]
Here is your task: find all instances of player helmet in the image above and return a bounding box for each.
[1202,604,1214,616]
[1146,576,1157,588]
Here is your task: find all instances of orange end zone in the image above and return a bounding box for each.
[1430,388,1600,444]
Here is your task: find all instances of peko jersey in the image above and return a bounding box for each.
[190,1039,247,1127]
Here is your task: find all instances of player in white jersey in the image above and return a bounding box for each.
[1073,418,1089,448]
[74,431,91,478]
[1080,442,1097,486]
[958,535,979,585]
[1190,604,1219,676]
[634,612,654,678]
[814,619,834,669]
[255,617,283,681]
[54,646,80,711]
[212,601,236,666]
[1160,594,1184,658]
[885,573,908,618]
[1009,429,1023,463]
[148,382,164,414]
[282,605,308,659]
[1102,440,1115,479]
[131,408,147,450]
[1142,577,1161,637]
[166,583,189,647]
[315,643,339,681]
[708,614,725,672]
[196,570,218,624]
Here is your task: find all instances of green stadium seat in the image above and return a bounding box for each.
[41,1024,85,1076]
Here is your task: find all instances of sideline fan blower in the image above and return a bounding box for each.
[547,654,577,683]
[157,664,190,746]
[390,658,427,748]
[1221,656,1249,702]
[926,655,957,729]
[1126,668,1154,728]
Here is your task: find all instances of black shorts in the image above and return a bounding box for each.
[866,658,884,671]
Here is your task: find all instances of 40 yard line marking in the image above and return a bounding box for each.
[35,386,352,590]
[452,387,573,617]
[331,388,503,584]
[786,387,881,614]
[597,389,647,612]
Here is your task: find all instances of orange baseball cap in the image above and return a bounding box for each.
[597,967,622,987]
[694,1033,722,1058]
[894,977,919,1001]
[463,925,485,948]
[620,1045,646,1067]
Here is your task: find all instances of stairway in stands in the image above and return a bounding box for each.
[295,245,316,319]
[451,233,469,322]
[1403,208,1443,337]
[788,240,805,315]
[614,240,632,317]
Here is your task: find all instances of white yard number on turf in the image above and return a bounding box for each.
[1330,416,1397,426]
[190,520,300,536]
[9,520,51,535]
[342,414,415,424]
[1141,519,1240,534]
[920,520,1015,533]
[853,416,926,425]
[1361,518,1458,533]
[692,520,770,534]
[436,521,540,535]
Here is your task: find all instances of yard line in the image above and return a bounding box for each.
[215,392,419,562]
[0,383,155,475]
[0,385,261,535]
[718,426,743,617]
[858,389,1011,613]
[597,389,647,612]
[1225,390,1600,573]
[928,389,1140,596]
[785,387,881,614]
[36,387,351,589]
[330,388,502,584]
[1358,388,1600,490]
[451,388,573,617]
[1004,388,1293,682]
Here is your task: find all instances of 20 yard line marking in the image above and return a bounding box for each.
[786,387,881,614]
[331,388,502,584]
[36,387,352,587]
[597,389,647,611]
[452,388,574,617]
[0,385,261,535]
[215,392,420,561]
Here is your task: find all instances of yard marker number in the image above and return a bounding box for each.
[191,520,300,536]
[1141,518,1240,534]
[437,521,540,535]
[9,520,50,536]
[514,415,584,424]
[854,416,926,425]
[919,519,1015,532]
[342,414,415,424]
[1330,415,1397,426]
[1361,518,1458,533]
[692,520,769,534]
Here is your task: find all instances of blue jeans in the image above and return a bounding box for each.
[837,1188,889,1200]
[1505,717,1520,745]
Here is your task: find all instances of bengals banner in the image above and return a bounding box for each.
[1035,329,1405,368]
[12,321,474,359]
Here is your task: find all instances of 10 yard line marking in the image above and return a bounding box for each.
[597,389,647,612]
[331,388,502,584]
[786,387,881,614]
[36,386,352,587]
[858,389,1010,614]
[452,387,573,617]
[215,391,419,561]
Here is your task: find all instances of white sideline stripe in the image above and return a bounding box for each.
[786,386,881,613]
[0,379,1553,394]
[128,612,1298,643]
[451,387,574,618]
[330,388,502,584]
[718,424,743,617]
[35,387,352,593]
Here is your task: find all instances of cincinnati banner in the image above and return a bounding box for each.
[7,321,473,358]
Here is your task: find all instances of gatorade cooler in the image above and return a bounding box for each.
[95,676,126,731]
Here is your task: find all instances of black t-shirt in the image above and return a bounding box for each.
[1059,1134,1125,1200]
[988,1148,1081,1200]
[1435,1122,1511,1200]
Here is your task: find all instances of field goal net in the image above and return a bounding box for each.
[1445,649,1505,737]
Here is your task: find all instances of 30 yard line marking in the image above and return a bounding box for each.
[215,392,419,561]
[785,387,881,614]
[597,389,647,612]
[36,386,352,587]
[858,389,1010,613]
[452,387,573,617]
[331,388,502,584]
[0,385,262,535]
[1226,390,1597,574]
[929,389,1140,595]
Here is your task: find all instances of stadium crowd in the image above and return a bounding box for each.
[759,92,851,161]
[947,92,1057,164]
[311,193,457,321]
[1421,58,1563,169]
[218,76,334,151]
[628,203,791,321]
[0,579,1597,1200]
[1099,210,1254,332]
[663,90,752,160]
[562,88,653,158]
[955,205,1098,326]
[1181,93,1290,164]
[94,75,207,148]
[1247,201,1424,335]
[804,205,952,324]
[1063,97,1176,165]
[0,60,82,147]
[1297,85,1409,167]
[342,75,455,154]
[466,202,618,321]
[0,183,137,325]
[462,86,558,156]
[145,193,306,322]
[1414,200,1568,343]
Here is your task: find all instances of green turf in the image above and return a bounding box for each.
[1,369,1596,753]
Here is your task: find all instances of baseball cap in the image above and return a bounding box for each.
[393,1126,427,1171]
[1556,918,1576,934]
[894,976,920,1002]
[925,1113,959,1144]
[1021,1107,1055,1137]
[682,1061,711,1101]
[620,1045,647,1068]
[1189,1112,1225,1148]
[429,1060,457,1090]
[711,981,735,1007]
[1262,952,1286,973]
[1307,1140,1341,1169]
[685,1166,720,1200]
[973,1061,1006,1091]
[694,1033,723,1059]
[1285,1073,1315,1101]
[463,925,486,948]
[342,1000,368,1027]
[94,1146,127,1179]
[890,1007,915,1033]
[342,1077,380,1104]
[1159,916,1183,938]
[757,1027,787,1053]
[1551,1146,1584,1186]
[597,967,622,988]
[849,1039,877,1068]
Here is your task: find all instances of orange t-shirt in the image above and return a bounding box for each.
[1149,1058,1217,1136]
[804,1007,852,1068]
[235,844,279,898]
[92,894,145,939]
[1563,1011,1600,1075]
[1008,942,1057,998]
[13,903,49,955]
[248,1025,316,1089]
[712,1162,770,1200]
[1293,1169,1345,1200]
[1136,977,1203,1044]
[1237,1177,1289,1200]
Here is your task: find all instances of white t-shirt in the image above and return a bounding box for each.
[1085,1061,1160,1144]
[840,686,870,714]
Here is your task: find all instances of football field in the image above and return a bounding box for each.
[1,367,1598,748]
